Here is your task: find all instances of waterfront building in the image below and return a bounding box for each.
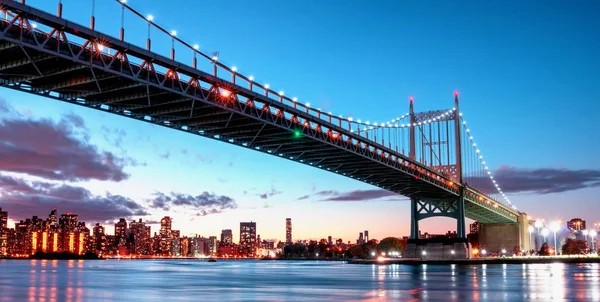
[240,222,257,257]
[286,218,292,244]
[92,223,106,255]
[0,208,7,256]
[159,217,172,256]
[567,218,586,231]
[129,219,151,255]
[114,218,128,250]
[221,229,233,244]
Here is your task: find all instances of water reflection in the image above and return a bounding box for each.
[0,260,599,301]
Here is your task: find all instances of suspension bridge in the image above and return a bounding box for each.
[0,0,530,257]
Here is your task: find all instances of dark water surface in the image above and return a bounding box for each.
[0,259,599,301]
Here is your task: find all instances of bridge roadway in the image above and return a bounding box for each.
[0,0,518,224]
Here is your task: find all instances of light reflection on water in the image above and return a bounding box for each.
[0,260,599,301]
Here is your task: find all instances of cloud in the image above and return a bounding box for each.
[0,98,12,113]
[149,191,237,215]
[100,126,126,150]
[297,189,401,202]
[0,113,129,182]
[0,174,149,222]
[465,165,600,195]
[159,151,170,159]
[195,153,214,163]
[258,187,282,199]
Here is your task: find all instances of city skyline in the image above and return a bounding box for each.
[0,0,599,241]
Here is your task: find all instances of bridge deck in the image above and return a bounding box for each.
[0,0,518,224]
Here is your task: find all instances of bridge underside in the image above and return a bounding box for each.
[0,1,520,226]
[0,36,455,201]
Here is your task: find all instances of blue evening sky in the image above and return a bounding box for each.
[2,0,599,240]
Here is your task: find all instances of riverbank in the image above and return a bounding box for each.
[348,256,600,265]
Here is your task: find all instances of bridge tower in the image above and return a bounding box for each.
[408,94,466,240]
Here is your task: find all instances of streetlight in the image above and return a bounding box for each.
[542,228,549,243]
[146,14,154,51]
[550,222,559,256]
[591,230,597,252]
[371,251,376,257]
[481,249,487,256]
[528,225,534,252]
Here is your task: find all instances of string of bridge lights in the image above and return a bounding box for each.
[112,2,425,131]
[108,1,516,210]
[459,114,515,210]
[351,109,457,133]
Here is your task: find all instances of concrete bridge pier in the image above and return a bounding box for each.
[479,213,532,255]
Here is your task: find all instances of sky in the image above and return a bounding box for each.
[1,0,599,242]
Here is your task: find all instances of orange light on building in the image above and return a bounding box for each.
[42,232,48,252]
[78,233,84,255]
[53,233,58,252]
[448,181,454,186]
[32,232,38,255]
[69,233,75,253]
[472,249,479,255]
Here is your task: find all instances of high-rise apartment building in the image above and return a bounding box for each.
[208,236,217,255]
[59,213,78,232]
[47,208,57,229]
[0,208,7,256]
[469,222,480,234]
[286,218,292,244]
[114,218,128,248]
[129,219,151,255]
[159,217,173,255]
[240,222,257,257]
[0,208,7,230]
[92,223,106,254]
[221,229,233,244]
[364,230,369,242]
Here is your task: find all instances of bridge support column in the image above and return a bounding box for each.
[410,198,420,239]
[456,195,466,239]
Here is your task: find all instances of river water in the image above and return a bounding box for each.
[0,259,598,301]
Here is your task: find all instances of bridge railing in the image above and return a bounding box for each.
[0,0,518,215]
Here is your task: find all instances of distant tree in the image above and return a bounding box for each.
[347,245,368,259]
[538,242,551,256]
[561,239,588,255]
[283,243,307,259]
[377,237,405,254]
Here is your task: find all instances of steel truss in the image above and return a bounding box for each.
[0,0,519,224]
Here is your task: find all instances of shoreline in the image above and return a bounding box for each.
[348,256,600,265]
